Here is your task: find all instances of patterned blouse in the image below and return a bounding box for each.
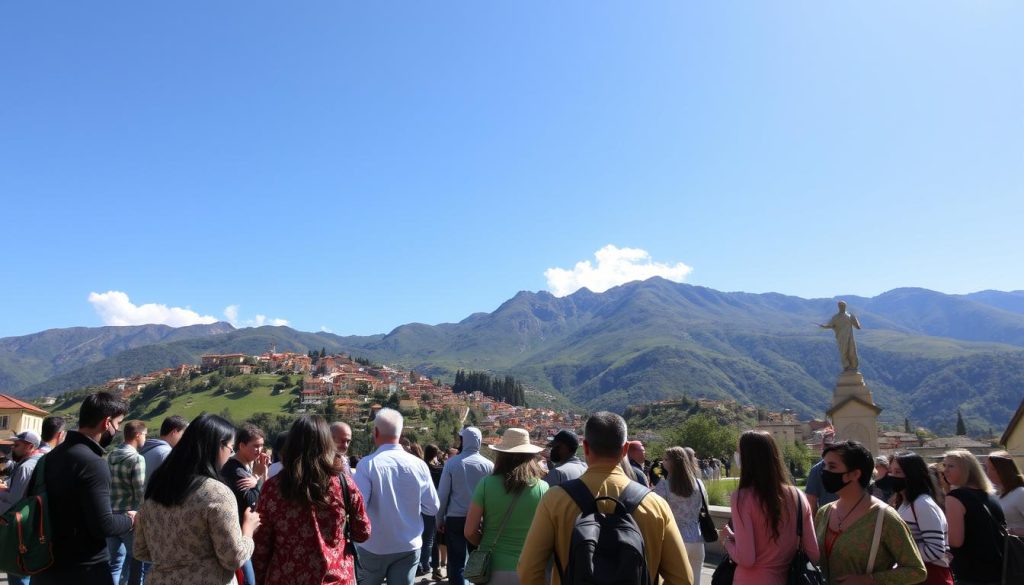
[653,477,705,542]
[252,473,371,585]
[134,477,255,585]
[814,498,926,585]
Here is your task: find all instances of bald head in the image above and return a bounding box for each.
[331,421,352,455]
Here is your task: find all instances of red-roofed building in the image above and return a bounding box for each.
[0,394,49,436]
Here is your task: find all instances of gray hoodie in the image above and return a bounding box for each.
[140,437,173,486]
[436,427,493,520]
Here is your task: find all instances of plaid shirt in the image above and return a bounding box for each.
[109,444,146,513]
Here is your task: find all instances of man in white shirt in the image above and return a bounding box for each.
[355,408,440,585]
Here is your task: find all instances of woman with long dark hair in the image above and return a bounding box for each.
[720,431,818,585]
[985,450,1024,535]
[889,452,953,585]
[134,414,260,585]
[464,428,548,585]
[943,449,1005,585]
[814,441,924,585]
[655,446,708,573]
[252,415,370,585]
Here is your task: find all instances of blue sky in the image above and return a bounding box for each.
[2,2,1021,337]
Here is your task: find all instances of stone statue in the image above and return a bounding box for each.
[819,300,862,372]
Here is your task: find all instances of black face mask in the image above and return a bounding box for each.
[821,469,851,494]
[887,476,907,492]
[99,430,115,448]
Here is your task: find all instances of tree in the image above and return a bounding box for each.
[904,417,911,434]
[666,414,739,460]
[956,409,967,436]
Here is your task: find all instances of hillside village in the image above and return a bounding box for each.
[84,349,587,449]
[12,348,1019,464]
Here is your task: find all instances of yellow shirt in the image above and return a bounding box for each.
[517,462,693,585]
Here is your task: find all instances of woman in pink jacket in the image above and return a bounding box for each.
[721,431,820,585]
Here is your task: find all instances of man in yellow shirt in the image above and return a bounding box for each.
[517,412,693,585]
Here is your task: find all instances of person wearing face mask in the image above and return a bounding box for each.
[889,452,953,585]
[813,441,925,585]
[32,391,136,585]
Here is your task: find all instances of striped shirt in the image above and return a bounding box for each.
[897,494,950,567]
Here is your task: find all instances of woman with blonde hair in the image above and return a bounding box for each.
[464,428,548,585]
[943,449,1005,585]
[721,431,819,585]
[655,447,708,573]
[985,450,1024,535]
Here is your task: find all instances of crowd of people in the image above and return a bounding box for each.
[2,389,1024,585]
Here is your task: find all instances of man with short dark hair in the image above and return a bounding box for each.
[543,430,587,487]
[518,412,692,585]
[107,420,148,585]
[221,423,269,585]
[34,392,135,585]
[141,415,187,486]
[39,415,67,454]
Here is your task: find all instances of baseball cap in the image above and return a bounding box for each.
[546,430,579,452]
[13,431,41,449]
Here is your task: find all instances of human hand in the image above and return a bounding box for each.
[718,524,734,543]
[126,510,138,526]
[253,453,270,477]
[436,522,445,534]
[242,507,261,537]
[236,476,258,491]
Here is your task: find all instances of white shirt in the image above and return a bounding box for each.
[354,443,440,555]
[999,486,1024,533]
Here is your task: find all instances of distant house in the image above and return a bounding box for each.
[1001,397,1024,469]
[0,394,49,435]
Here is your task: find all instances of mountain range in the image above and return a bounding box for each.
[3,279,1024,436]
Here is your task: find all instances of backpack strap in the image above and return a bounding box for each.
[618,480,652,514]
[562,479,597,516]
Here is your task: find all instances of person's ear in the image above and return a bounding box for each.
[620,443,630,458]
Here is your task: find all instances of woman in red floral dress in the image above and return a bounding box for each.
[253,415,371,585]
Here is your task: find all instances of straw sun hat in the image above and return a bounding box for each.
[488,428,543,454]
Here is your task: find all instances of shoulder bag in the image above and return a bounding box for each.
[465,487,522,584]
[697,480,719,543]
[788,490,825,585]
[0,455,54,575]
[978,494,1024,585]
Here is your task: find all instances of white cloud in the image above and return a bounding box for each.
[223,306,290,328]
[88,291,218,327]
[544,245,694,297]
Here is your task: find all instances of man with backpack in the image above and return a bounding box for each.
[517,412,693,585]
[33,392,136,585]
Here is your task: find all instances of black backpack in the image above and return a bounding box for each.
[555,479,652,585]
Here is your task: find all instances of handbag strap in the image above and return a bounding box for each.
[866,502,887,573]
[698,479,710,513]
[794,487,804,542]
[974,490,1010,538]
[483,485,524,553]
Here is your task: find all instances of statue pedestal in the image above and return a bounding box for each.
[827,371,882,455]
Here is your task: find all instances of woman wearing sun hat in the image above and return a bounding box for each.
[464,428,549,585]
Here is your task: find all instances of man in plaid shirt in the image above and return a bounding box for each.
[108,420,148,585]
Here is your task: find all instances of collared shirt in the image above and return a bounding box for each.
[517,462,693,585]
[354,443,440,555]
[543,456,588,487]
[437,448,493,521]
[109,443,146,513]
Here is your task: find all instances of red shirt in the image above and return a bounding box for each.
[253,473,371,585]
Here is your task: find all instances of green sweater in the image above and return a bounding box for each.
[814,499,926,585]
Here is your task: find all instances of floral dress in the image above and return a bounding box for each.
[252,473,371,585]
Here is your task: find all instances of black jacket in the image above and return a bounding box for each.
[33,431,133,572]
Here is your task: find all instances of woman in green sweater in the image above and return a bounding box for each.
[814,441,926,585]
[465,428,548,585]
